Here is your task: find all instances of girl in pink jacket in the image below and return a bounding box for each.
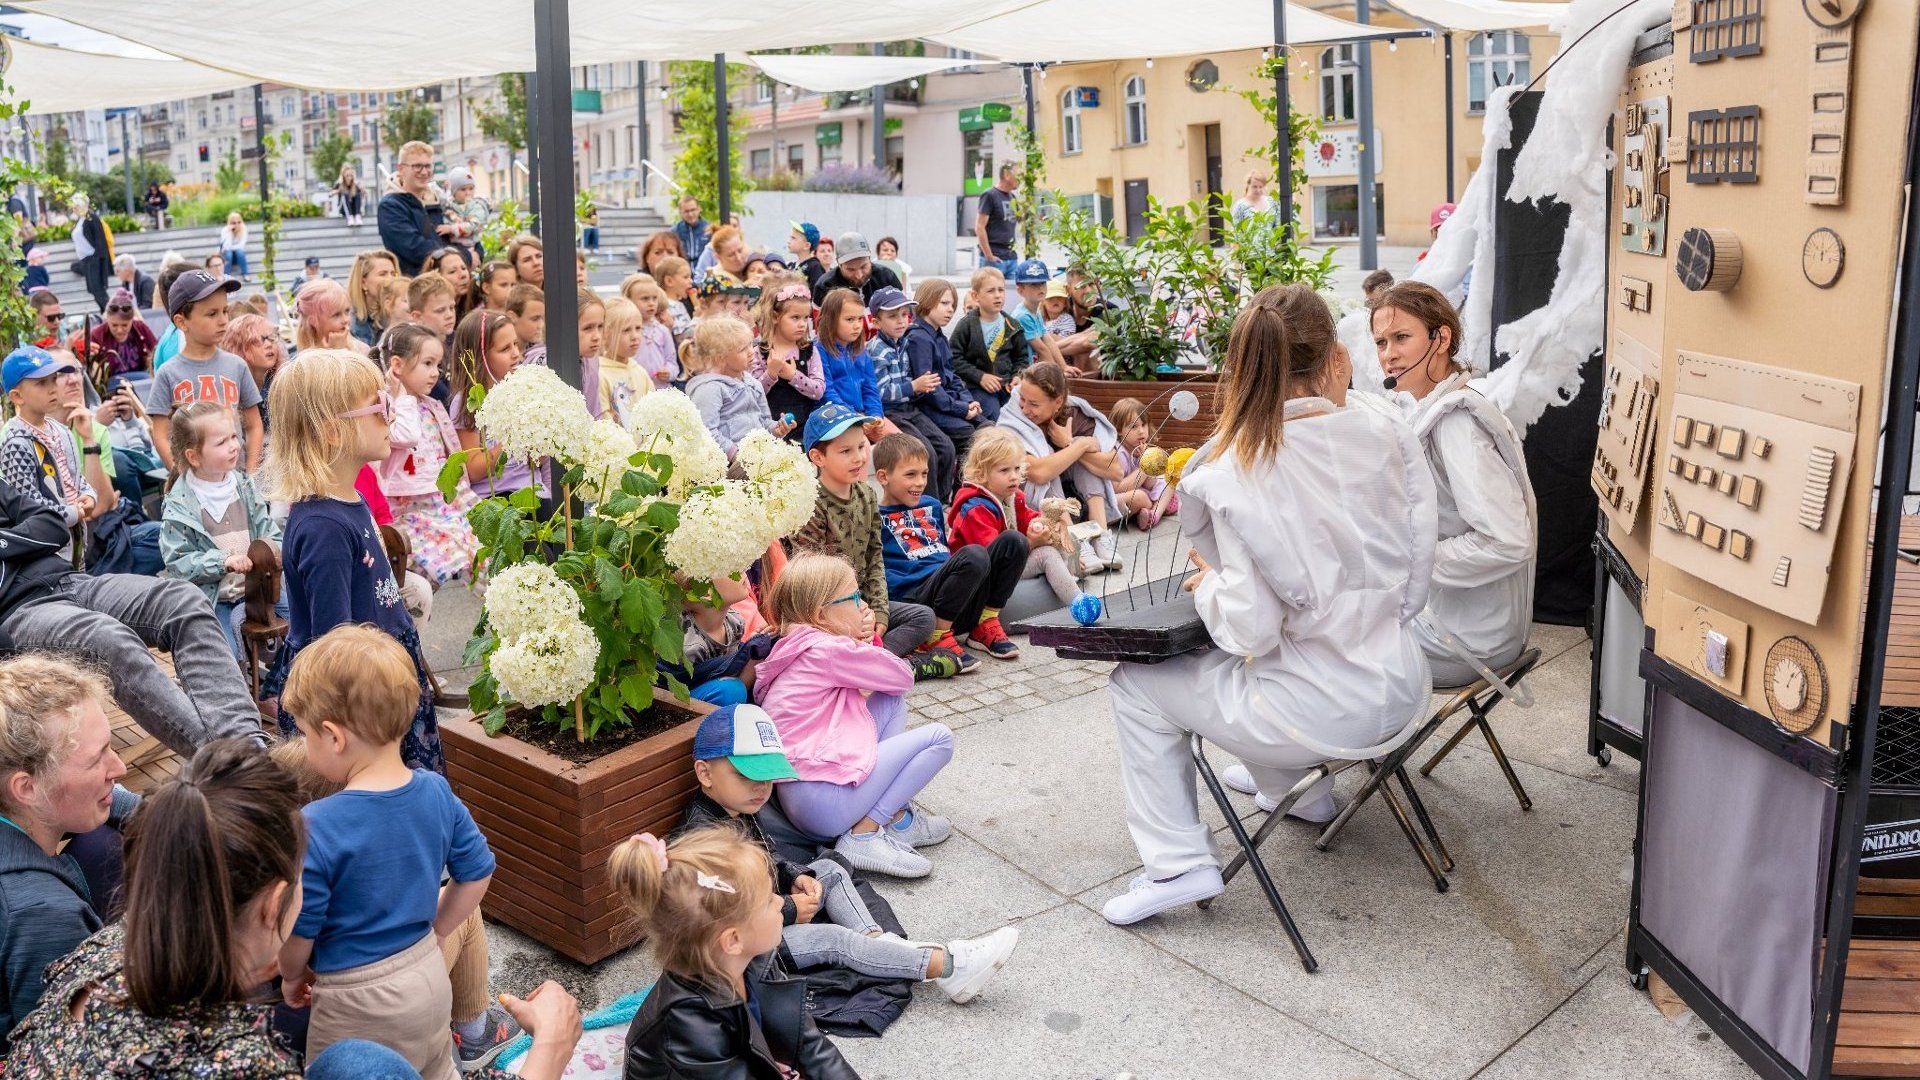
[756,553,954,879]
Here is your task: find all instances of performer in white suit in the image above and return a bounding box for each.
[1101,284,1440,926]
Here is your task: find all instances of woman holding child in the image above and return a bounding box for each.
[1099,284,1439,926]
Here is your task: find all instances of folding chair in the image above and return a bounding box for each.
[1312,647,1543,872]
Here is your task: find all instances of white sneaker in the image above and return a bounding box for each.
[1220,764,1338,824]
[1100,866,1224,925]
[1092,530,1123,571]
[887,807,951,848]
[1076,538,1108,575]
[835,828,932,878]
[932,926,1020,1003]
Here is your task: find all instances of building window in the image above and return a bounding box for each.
[786,143,806,174]
[755,78,773,104]
[197,111,207,130]
[885,134,904,178]
[350,92,361,110]
[1312,182,1386,240]
[1186,59,1219,92]
[1060,91,1082,155]
[1469,31,1531,113]
[1319,45,1356,122]
[351,122,362,143]
[749,148,772,176]
[820,140,841,167]
[280,97,294,118]
[1122,75,1147,146]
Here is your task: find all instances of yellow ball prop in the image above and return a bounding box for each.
[1166,448,1196,488]
[1139,446,1170,478]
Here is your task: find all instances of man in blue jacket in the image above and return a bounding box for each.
[377,141,450,276]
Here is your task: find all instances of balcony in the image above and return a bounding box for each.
[142,136,172,153]
[140,107,170,126]
[823,83,923,112]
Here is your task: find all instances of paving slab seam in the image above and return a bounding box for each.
[1429,739,1640,797]
[1461,953,1614,1080]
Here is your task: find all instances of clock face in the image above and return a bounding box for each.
[1802,228,1845,288]
[1771,659,1807,712]
[1803,0,1866,28]
[1762,636,1828,735]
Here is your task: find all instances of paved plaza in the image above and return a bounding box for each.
[423,519,1756,1080]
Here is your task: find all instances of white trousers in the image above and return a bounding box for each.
[1111,650,1332,880]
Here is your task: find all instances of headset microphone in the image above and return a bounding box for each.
[1382,329,1440,393]
[1382,374,1398,391]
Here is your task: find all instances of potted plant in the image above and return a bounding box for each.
[435,367,815,962]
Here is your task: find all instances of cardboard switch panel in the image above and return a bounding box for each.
[1659,592,1751,696]
[1651,350,1859,626]
[1593,332,1663,531]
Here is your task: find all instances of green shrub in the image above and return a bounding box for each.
[171,193,323,228]
[34,212,144,243]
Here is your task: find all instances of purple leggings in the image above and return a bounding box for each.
[777,693,955,838]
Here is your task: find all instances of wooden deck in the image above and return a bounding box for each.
[106,654,186,795]
[1838,880,1920,1078]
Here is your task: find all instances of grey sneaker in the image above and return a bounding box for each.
[887,807,952,848]
[933,926,1020,1003]
[453,1004,523,1072]
[835,827,932,878]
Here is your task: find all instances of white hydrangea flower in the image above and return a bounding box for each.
[734,430,818,538]
[576,418,639,503]
[628,388,728,498]
[665,483,775,583]
[489,618,601,707]
[473,363,594,466]
[484,562,583,641]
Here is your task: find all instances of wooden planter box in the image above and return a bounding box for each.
[1070,371,1220,449]
[442,692,714,965]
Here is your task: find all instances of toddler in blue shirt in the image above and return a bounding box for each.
[277,625,497,1080]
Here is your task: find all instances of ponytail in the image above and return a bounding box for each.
[122,739,304,1015]
[609,824,770,991]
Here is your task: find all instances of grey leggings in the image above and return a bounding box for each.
[1024,544,1080,604]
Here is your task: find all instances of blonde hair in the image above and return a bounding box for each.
[765,552,858,632]
[752,272,811,341]
[688,315,751,370]
[967,265,1004,295]
[608,824,773,992]
[259,349,382,503]
[619,272,660,307]
[347,250,398,321]
[0,654,112,815]
[601,298,642,363]
[962,426,1026,483]
[168,400,238,480]
[295,278,351,352]
[282,625,418,746]
[398,140,434,163]
[377,276,414,319]
[268,736,345,804]
[654,255,691,283]
[407,272,456,314]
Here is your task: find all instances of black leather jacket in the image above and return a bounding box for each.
[623,968,861,1080]
[677,793,815,927]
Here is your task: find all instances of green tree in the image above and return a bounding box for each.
[258,131,293,295]
[667,60,753,219]
[1228,55,1320,214]
[1007,122,1047,259]
[310,128,355,188]
[0,78,75,348]
[382,96,439,153]
[474,73,527,154]
[215,147,246,194]
[41,123,71,179]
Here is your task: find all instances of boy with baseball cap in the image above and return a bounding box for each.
[1,346,98,560]
[1006,259,1065,368]
[146,269,262,473]
[788,221,826,289]
[676,702,1019,1005]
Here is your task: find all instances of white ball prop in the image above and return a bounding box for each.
[1167,390,1200,422]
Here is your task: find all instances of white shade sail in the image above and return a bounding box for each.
[744,53,982,94]
[1378,0,1566,31]
[0,34,255,113]
[928,1,1411,64]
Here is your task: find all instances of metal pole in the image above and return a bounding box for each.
[1022,64,1037,133]
[526,70,542,231]
[1271,0,1292,236]
[1355,0,1378,269]
[1443,33,1457,202]
[637,60,650,197]
[252,85,270,202]
[715,55,732,224]
[118,112,135,216]
[871,42,886,171]
[372,118,382,186]
[533,0,580,390]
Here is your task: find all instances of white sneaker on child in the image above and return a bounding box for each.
[1092,530,1123,571]
[1076,538,1107,575]
[835,828,932,878]
[887,807,951,848]
[932,926,1020,1004]
[1221,764,1339,824]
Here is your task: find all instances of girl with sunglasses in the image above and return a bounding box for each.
[259,348,446,773]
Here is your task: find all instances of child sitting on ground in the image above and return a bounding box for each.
[611,827,857,1078]
[789,404,950,675]
[594,297,651,427]
[159,400,288,662]
[1041,280,1076,338]
[1109,397,1180,530]
[947,266,1029,422]
[656,255,696,343]
[874,433,1028,663]
[675,704,1020,1004]
[948,427,1084,606]
[477,260,517,312]
[685,316,794,459]
[277,625,504,1078]
[752,276,826,443]
[814,287,896,438]
[756,553,953,879]
[622,275,679,387]
[504,283,545,363]
[378,324,478,587]
[679,570,761,707]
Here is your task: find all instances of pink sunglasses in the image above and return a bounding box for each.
[337,391,392,421]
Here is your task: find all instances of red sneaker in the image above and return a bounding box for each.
[966,616,1020,660]
[918,631,981,674]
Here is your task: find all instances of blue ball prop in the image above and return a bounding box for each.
[1070,592,1104,626]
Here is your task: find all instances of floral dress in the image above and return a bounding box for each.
[384,394,480,586]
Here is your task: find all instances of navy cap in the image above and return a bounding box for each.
[3,346,79,393]
[691,704,798,782]
[803,401,875,454]
[865,286,915,315]
[1011,258,1052,284]
[304,256,322,268]
[166,268,240,318]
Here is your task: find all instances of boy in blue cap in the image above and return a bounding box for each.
[677,703,1019,1004]
[1007,258,1065,368]
[1,346,106,565]
[788,221,827,289]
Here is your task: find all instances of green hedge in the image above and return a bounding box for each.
[170,194,325,228]
[34,213,144,243]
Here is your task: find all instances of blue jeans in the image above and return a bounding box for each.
[215,588,289,659]
[128,521,161,576]
[307,1039,421,1079]
[582,225,600,251]
[222,249,249,277]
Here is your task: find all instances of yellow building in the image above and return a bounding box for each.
[1036,16,1560,247]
